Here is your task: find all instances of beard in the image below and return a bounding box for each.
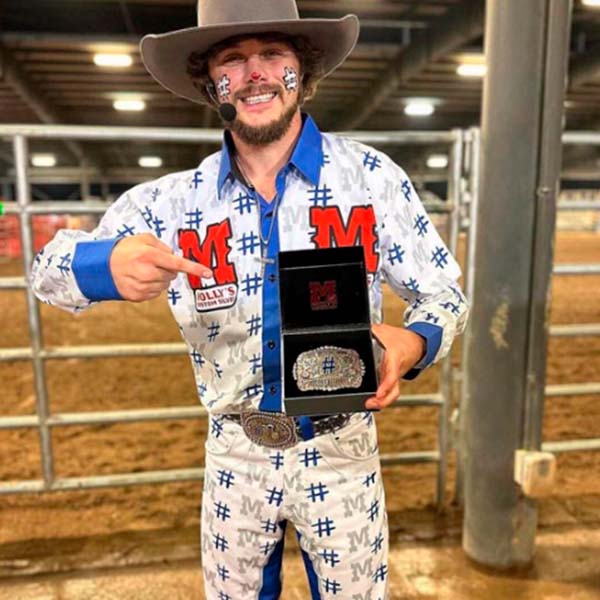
[222,84,300,146]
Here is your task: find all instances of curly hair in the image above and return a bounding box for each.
[187,32,324,107]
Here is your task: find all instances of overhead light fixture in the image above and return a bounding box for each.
[113,98,146,111]
[31,154,57,168]
[93,53,132,68]
[457,63,487,77]
[138,156,163,168]
[582,0,600,7]
[426,154,448,169]
[404,98,436,117]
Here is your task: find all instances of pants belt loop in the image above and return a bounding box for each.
[297,416,315,441]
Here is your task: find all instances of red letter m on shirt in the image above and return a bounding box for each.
[310,206,379,273]
[178,219,236,288]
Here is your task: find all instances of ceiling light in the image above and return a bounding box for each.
[426,154,448,169]
[582,0,600,8]
[138,156,163,168]
[404,99,436,117]
[457,63,487,77]
[31,154,56,168]
[93,53,132,68]
[113,98,146,111]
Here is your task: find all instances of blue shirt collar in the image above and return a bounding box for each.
[217,113,323,198]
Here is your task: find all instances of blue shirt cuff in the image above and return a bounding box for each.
[72,239,123,301]
[403,322,443,381]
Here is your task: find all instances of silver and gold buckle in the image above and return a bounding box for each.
[240,410,299,450]
[292,346,366,392]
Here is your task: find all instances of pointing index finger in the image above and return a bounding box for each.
[153,250,212,278]
[173,255,213,278]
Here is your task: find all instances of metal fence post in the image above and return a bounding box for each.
[13,134,56,488]
[462,0,572,568]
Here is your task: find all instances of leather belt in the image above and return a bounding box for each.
[221,410,351,450]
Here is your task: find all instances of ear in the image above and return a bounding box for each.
[204,80,219,106]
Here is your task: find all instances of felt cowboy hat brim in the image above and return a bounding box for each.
[141,15,359,105]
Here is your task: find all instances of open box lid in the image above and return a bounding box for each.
[278,246,371,331]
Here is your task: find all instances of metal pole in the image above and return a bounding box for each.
[436,130,464,510]
[455,127,481,507]
[1,181,11,201]
[462,0,572,568]
[79,160,91,200]
[13,135,56,488]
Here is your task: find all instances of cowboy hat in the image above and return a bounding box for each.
[140,0,359,104]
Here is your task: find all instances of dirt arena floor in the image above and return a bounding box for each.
[0,231,599,595]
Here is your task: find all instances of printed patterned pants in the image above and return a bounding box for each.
[201,412,389,599]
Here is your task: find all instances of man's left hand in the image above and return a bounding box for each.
[365,323,426,410]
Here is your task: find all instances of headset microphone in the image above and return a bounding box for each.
[218,103,237,122]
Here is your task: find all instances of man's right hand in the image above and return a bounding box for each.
[109,233,212,302]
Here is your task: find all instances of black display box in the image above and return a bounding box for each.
[278,246,379,416]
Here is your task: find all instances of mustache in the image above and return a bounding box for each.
[234,84,282,101]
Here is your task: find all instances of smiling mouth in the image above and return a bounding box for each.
[241,92,277,106]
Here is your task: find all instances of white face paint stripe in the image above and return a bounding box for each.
[283,67,298,92]
[217,74,231,99]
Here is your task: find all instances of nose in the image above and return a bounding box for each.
[244,55,266,83]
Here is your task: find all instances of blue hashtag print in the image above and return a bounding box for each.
[233,193,254,215]
[387,243,405,265]
[307,185,333,207]
[207,321,220,342]
[363,151,382,171]
[319,548,340,567]
[116,223,135,238]
[212,533,228,551]
[262,519,278,534]
[246,314,261,336]
[217,469,235,488]
[57,253,72,275]
[414,214,428,236]
[312,516,335,538]
[402,277,420,293]
[241,273,262,295]
[270,452,284,470]
[185,208,203,228]
[266,487,284,507]
[237,232,260,255]
[373,564,388,583]
[431,246,449,268]
[214,501,231,521]
[192,171,203,189]
[401,179,412,202]
[217,564,230,581]
[306,481,329,503]
[299,448,321,467]
[371,532,384,554]
[323,578,342,594]
[152,216,166,238]
[367,499,380,522]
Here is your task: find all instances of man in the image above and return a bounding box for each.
[31,1,469,598]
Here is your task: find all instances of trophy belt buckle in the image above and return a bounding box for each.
[240,409,299,450]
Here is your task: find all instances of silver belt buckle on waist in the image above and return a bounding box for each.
[240,410,298,450]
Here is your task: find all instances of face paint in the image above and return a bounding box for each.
[217,74,231,100]
[282,66,298,92]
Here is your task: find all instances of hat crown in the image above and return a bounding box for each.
[197,0,299,27]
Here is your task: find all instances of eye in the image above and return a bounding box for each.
[221,53,244,65]
[262,48,284,59]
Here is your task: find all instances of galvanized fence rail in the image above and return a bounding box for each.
[539,131,600,455]
[0,125,464,509]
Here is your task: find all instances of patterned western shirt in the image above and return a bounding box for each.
[30,114,469,415]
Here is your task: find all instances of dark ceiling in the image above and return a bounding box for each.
[1,0,599,181]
